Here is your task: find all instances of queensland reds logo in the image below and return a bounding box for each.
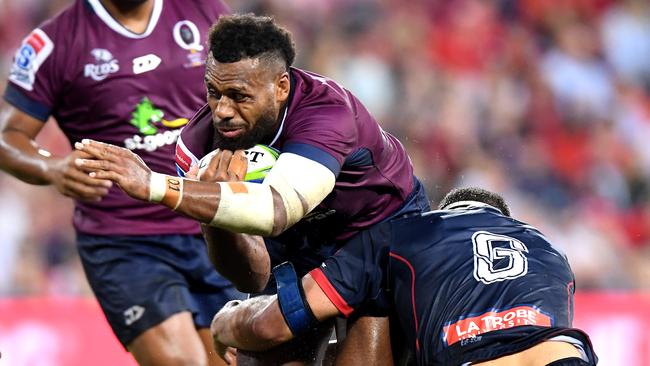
[173,20,203,51]
[173,20,204,67]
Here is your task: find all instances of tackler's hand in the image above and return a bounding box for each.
[211,300,242,364]
[74,139,152,201]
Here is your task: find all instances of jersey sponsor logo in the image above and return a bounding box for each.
[125,97,189,151]
[173,20,204,68]
[132,54,161,74]
[85,48,119,81]
[442,305,552,346]
[175,143,192,173]
[9,29,54,91]
[123,305,145,326]
[472,231,529,284]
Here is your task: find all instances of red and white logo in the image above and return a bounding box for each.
[443,306,552,346]
[9,29,54,91]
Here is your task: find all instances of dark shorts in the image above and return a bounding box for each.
[77,233,245,347]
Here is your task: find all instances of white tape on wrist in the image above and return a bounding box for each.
[149,172,167,202]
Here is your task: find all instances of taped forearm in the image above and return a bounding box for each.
[149,153,336,236]
[149,172,277,235]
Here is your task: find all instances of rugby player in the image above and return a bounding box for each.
[0,1,240,365]
[210,187,599,366]
[75,13,430,365]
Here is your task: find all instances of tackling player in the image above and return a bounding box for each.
[210,187,599,366]
[75,13,431,365]
[0,1,241,365]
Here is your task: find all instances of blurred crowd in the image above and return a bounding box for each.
[1,0,650,296]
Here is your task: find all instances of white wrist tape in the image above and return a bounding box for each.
[148,172,184,210]
[149,172,167,202]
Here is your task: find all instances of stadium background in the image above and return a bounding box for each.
[0,0,649,364]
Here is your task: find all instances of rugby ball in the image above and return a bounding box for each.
[197,144,280,183]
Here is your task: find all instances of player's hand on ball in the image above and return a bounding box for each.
[199,149,248,183]
[47,150,113,202]
[74,139,151,201]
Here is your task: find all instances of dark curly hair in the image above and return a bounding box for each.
[438,187,511,216]
[208,14,296,71]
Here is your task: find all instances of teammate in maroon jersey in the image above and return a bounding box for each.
[0,1,241,365]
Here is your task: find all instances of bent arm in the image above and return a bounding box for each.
[211,273,340,351]
[202,224,270,293]
[0,104,51,184]
[77,140,337,236]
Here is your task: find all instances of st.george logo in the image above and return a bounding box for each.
[85,48,119,81]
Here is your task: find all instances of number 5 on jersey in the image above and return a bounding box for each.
[472,231,529,284]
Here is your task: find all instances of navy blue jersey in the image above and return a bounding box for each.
[311,205,597,365]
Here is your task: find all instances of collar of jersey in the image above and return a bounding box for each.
[87,0,163,39]
[268,70,296,147]
[442,200,500,213]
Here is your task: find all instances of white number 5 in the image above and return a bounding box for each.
[472,231,528,284]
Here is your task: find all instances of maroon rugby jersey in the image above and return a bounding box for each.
[4,0,229,235]
[177,67,415,240]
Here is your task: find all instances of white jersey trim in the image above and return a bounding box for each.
[87,0,163,39]
[268,105,288,147]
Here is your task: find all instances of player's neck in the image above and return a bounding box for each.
[100,0,155,34]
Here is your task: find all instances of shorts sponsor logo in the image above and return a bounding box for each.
[124,305,145,326]
[442,306,552,346]
[9,29,54,91]
[85,48,119,81]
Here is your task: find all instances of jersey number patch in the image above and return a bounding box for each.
[472,231,528,284]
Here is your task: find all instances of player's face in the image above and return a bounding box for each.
[205,55,290,150]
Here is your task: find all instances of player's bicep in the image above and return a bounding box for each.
[302,273,341,320]
[1,104,46,139]
[264,152,336,230]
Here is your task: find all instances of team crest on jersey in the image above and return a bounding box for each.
[84,48,119,81]
[125,97,189,151]
[9,29,54,91]
[173,20,204,68]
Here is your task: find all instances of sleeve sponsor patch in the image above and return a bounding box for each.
[174,136,198,175]
[9,29,54,91]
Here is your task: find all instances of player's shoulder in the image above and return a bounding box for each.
[164,0,230,21]
[283,67,358,134]
[36,0,88,38]
[289,68,353,109]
